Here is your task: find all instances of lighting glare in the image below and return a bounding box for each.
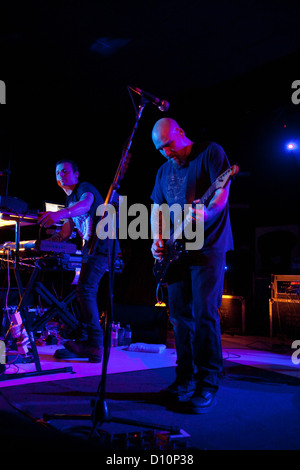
[286,142,298,151]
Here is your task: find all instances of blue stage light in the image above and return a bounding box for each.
[286,142,298,151]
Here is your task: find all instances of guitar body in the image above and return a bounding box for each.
[153,239,184,285]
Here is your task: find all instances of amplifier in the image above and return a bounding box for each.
[269,298,300,339]
[270,274,300,300]
[219,295,246,334]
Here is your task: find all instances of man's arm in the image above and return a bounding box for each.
[39,192,95,228]
[48,219,75,242]
[189,184,230,223]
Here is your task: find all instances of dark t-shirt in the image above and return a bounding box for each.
[150,142,234,254]
[66,181,108,256]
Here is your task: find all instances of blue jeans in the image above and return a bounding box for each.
[76,248,108,347]
[167,251,226,393]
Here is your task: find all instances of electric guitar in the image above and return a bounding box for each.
[153,165,239,299]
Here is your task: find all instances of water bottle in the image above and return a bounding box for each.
[124,324,132,346]
[118,326,125,346]
[111,322,118,347]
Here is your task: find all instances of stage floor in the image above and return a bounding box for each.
[1,334,299,387]
[1,334,300,452]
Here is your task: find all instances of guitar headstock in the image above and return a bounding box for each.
[215,164,239,189]
[230,164,239,176]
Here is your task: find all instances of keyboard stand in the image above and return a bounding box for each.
[0,218,75,381]
[32,282,79,332]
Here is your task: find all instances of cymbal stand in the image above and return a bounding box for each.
[43,94,181,438]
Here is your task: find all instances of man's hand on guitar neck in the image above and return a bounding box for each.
[189,187,230,224]
[151,239,165,261]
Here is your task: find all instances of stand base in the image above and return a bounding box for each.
[0,366,73,382]
[43,411,180,435]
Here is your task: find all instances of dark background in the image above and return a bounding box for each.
[1,0,300,332]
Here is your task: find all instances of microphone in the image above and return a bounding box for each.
[129,86,169,112]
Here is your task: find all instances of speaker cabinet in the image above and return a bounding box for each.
[269,298,300,339]
[219,295,246,334]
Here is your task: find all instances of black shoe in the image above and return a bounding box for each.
[54,347,78,360]
[185,390,217,414]
[160,378,196,403]
[63,328,88,342]
[63,340,103,363]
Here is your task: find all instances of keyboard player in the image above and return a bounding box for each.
[39,159,114,362]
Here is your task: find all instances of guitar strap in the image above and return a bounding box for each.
[185,155,198,205]
[185,142,211,205]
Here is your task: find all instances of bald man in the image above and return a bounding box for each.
[150,118,233,413]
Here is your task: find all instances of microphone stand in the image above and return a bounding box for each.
[90,93,180,438]
[44,94,180,443]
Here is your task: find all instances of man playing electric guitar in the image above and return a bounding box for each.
[150,118,235,413]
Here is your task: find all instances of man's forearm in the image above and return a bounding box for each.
[58,196,93,220]
[204,188,229,223]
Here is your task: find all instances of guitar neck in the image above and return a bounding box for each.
[196,180,219,206]
[167,181,218,245]
[166,165,238,246]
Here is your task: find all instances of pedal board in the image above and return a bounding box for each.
[109,428,191,451]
